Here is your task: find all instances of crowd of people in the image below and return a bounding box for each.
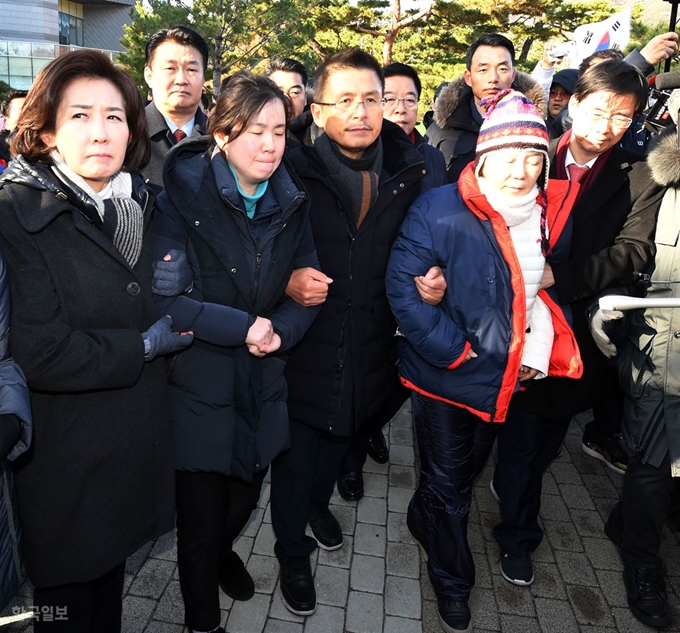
[0,21,678,633]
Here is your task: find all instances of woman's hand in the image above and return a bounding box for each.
[519,365,540,381]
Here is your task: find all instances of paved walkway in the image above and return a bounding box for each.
[2,404,679,632]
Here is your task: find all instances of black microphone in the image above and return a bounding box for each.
[654,70,680,91]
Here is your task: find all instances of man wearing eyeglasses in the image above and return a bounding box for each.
[491,60,665,590]
[270,48,442,618]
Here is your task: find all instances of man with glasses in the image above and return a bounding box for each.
[491,60,665,588]
[334,61,447,503]
[270,48,443,617]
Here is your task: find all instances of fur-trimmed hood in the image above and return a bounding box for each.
[433,71,547,129]
[647,125,680,187]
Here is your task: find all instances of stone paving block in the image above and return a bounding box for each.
[385,576,421,619]
[542,471,560,495]
[353,522,386,557]
[233,535,255,563]
[390,425,413,447]
[257,483,271,509]
[329,488,356,508]
[126,541,154,575]
[387,512,411,543]
[363,473,388,498]
[543,519,584,552]
[469,586,501,631]
[554,551,598,587]
[144,623,183,633]
[389,465,417,490]
[469,495,481,525]
[241,507,265,538]
[350,553,385,594]
[569,508,605,538]
[534,597,580,633]
[498,614,542,633]
[595,568,627,608]
[593,496,618,524]
[264,504,272,523]
[582,536,621,571]
[124,573,134,594]
[346,591,383,633]
[419,555,436,603]
[391,408,413,426]
[383,616,422,633]
[226,592,270,633]
[121,596,155,633]
[149,530,177,562]
[567,584,615,627]
[579,627,617,633]
[474,485,501,514]
[315,565,350,607]
[530,562,567,600]
[469,522,486,554]
[532,533,556,563]
[612,605,663,632]
[254,523,276,556]
[421,598,441,633]
[480,511,501,542]
[571,453,606,476]
[559,484,596,511]
[330,504,357,535]
[386,542,419,579]
[580,474,619,499]
[660,540,680,577]
[303,604,346,633]
[363,456,389,475]
[247,554,280,594]
[492,574,536,617]
[473,549,493,590]
[390,445,415,467]
[269,587,305,624]
[388,486,413,514]
[263,619,303,633]
[539,494,571,522]
[128,559,174,600]
[153,579,184,624]
[550,462,582,485]
[357,496,387,525]
[318,535,353,569]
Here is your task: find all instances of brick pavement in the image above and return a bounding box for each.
[2,405,679,632]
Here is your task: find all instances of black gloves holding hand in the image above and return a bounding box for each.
[152,249,193,297]
[142,315,193,361]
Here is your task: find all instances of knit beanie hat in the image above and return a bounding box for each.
[475,89,550,191]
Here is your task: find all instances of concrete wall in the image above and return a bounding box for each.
[0,0,59,43]
[83,0,134,52]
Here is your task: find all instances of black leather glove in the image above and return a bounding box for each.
[152,249,193,297]
[0,414,21,461]
[142,315,193,361]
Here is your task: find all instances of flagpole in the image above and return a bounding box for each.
[664,0,679,72]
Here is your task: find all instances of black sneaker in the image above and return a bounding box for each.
[624,564,669,628]
[219,550,255,601]
[337,471,364,501]
[500,552,534,586]
[279,557,316,616]
[582,432,628,474]
[308,504,343,551]
[367,430,389,464]
[438,598,472,633]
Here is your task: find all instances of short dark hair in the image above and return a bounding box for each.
[208,70,290,147]
[382,62,422,97]
[145,26,209,72]
[1,90,28,117]
[466,33,515,70]
[572,59,647,114]
[12,50,150,172]
[264,58,309,88]
[578,48,624,75]
[313,48,384,104]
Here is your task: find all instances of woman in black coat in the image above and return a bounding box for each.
[0,50,192,632]
[151,71,319,633]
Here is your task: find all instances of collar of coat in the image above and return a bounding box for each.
[647,124,680,187]
[145,100,208,139]
[433,71,547,130]
[0,155,153,233]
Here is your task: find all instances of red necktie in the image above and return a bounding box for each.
[567,163,590,184]
[173,129,187,143]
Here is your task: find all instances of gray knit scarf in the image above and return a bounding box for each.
[311,125,383,229]
[50,153,144,268]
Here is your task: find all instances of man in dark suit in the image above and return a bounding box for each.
[142,26,209,192]
[492,60,665,588]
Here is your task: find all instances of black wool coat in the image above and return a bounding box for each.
[285,120,426,437]
[513,140,665,419]
[141,101,208,193]
[0,157,175,588]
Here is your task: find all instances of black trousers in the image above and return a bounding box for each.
[175,469,267,631]
[409,393,498,600]
[584,365,624,440]
[610,451,676,569]
[271,420,350,563]
[33,562,126,633]
[493,406,571,554]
